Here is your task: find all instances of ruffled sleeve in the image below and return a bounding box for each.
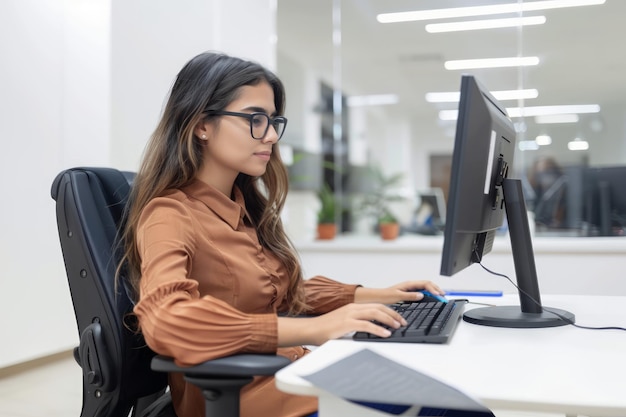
[303,275,360,314]
[135,280,277,366]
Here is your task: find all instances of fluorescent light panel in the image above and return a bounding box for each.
[534,114,580,124]
[347,94,399,107]
[508,104,600,117]
[425,92,460,103]
[377,0,606,23]
[518,140,540,151]
[445,56,539,70]
[439,104,600,120]
[426,89,538,103]
[426,16,546,33]
[568,139,590,150]
[535,134,553,145]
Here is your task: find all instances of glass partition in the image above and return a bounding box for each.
[277,0,626,238]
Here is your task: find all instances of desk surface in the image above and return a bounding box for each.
[276,295,626,417]
[295,234,626,254]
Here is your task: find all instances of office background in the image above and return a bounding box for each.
[1,0,625,370]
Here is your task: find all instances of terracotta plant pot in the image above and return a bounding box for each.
[317,223,337,240]
[379,222,400,240]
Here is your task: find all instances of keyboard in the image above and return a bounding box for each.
[353,299,467,344]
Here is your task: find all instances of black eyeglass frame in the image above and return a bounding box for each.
[206,110,288,141]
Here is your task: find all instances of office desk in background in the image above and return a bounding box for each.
[295,236,626,296]
[276,295,626,417]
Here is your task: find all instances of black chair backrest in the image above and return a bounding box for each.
[51,167,168,417]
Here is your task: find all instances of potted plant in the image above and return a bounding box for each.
[316,183,338,240]
[378,209,401,240]
[356,165,405,240]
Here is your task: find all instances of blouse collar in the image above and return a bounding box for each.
[181,179,248,230]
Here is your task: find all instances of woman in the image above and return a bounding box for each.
[120,51,445,417]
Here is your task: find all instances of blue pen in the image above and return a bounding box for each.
[444,290,503,297]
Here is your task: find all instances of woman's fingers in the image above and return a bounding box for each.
[355,281,445,305]
[349,304,406,336]
[395,280,444,295]
[370,304,406,327]
[360,319,393,338]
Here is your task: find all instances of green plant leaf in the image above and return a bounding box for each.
[355,164,406,225]
[316,183,337,224]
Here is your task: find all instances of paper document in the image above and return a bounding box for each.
[301,348,490,413]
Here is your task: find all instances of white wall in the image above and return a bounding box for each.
[277,51,322,153]
[278,51,325,241]
[0,0,276,369]
[109,0,278,171]
[0,0,92,370]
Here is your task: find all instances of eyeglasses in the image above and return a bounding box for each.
[207,111,287,141]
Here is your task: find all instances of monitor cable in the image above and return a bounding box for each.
[477,261,626,332]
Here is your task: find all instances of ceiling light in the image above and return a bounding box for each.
[347,94,399,107]
[439,104,600,121]
[507,104,600,117]
[444,56,539,70]
[534,114,580,124]
[535,135,552,146]
[439,110,459,121]
[568,138,589,151]
[495,89,539,101]
[377,0,606,24]
[425,92,460,103]
[426,16,546,33]
[518,140,540,151]
[426,89,538,103]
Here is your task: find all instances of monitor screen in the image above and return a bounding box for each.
[439,74,574,328]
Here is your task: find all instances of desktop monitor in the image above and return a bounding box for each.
[440,74,574,328]
[584,165,626,236]
[416,188,446,228]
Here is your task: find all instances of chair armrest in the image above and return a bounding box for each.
[151,354,291,417]
[151,354,291,377]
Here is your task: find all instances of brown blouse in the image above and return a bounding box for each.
[133,179,359,417]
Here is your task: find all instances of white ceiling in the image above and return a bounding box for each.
[277,0,626,160]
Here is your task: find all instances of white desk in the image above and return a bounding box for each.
[276,295,626,417]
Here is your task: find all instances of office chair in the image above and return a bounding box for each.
[51,167,290,417]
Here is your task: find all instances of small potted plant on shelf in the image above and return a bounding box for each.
[378,209,401,240]
[316,183,338,240]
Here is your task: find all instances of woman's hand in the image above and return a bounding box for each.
[277,303,407,347]
[353,280,444,305]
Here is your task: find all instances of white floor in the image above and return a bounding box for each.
[0,353,82,417]
[0,354,570,417]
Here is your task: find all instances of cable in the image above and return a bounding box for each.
[465,301,497,307]
[477,261,626,332]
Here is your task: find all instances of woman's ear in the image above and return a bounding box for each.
[194,120,212,141]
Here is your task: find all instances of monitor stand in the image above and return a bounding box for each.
[463,178,575,328]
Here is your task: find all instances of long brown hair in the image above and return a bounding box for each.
[118,52,307,315]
